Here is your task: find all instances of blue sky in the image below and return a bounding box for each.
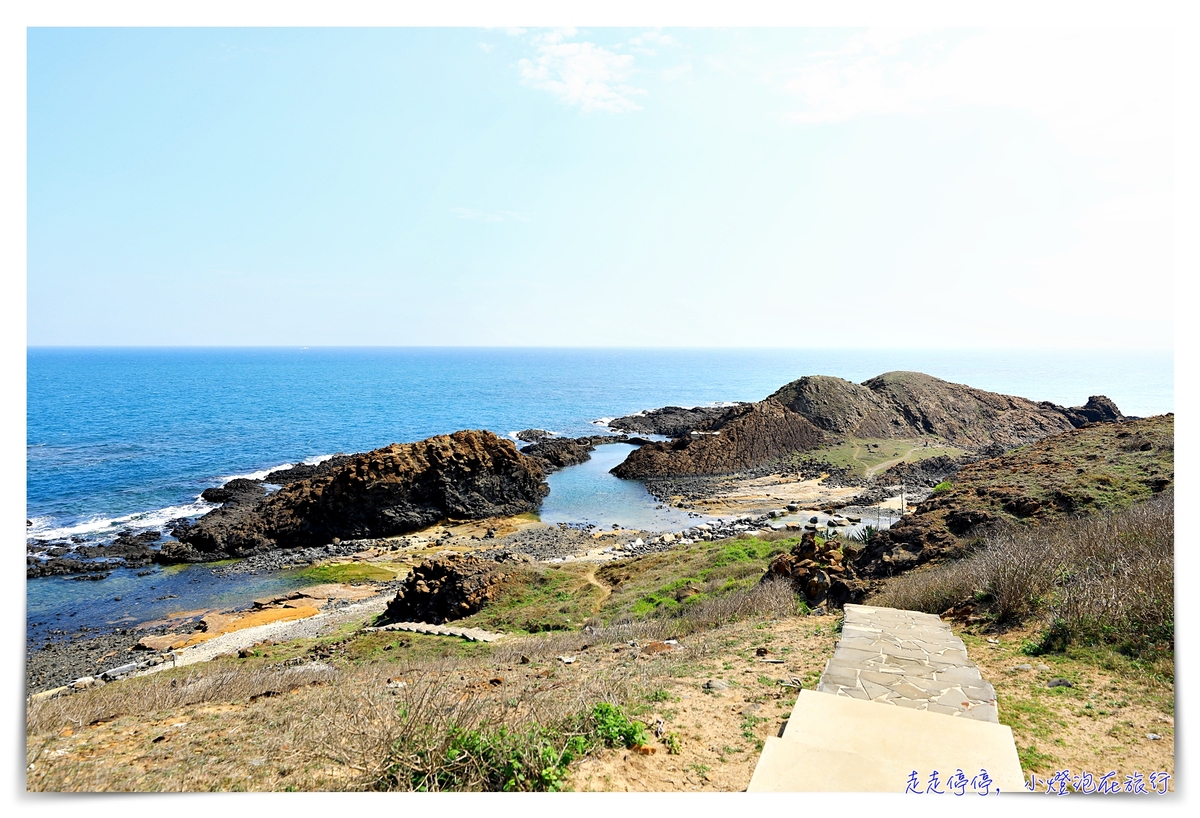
[27,26,1173,348]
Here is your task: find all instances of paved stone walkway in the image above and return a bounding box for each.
[816,603,998,722]
[748,603,1023,791]
[362,621,503,642]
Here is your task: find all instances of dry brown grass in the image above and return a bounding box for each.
[27,579,811,792]
[870,493,1173,656]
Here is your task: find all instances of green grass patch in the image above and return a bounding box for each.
[1017,744,1057,772]
[457,565,606,634]
[798,438,965,478]
[298,562,396,584]
[598,536,792,621]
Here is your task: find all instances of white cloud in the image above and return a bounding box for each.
[530,28,578,47]
[661,62,693,82]
[629,29,680,56]
[477,42,494,53]
[518,33,646,113]
[781,28,1170,160]
[450,207,528,223]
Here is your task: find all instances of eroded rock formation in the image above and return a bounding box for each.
[161,431,548,561]
[383,556,507,624]
[613,371,1126,479]
[769,372,1125,450]
[611,399,826,479]
[609,404,741,437]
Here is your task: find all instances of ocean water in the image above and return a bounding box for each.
[26,347,1173,637]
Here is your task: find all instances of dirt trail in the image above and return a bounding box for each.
[582,564,612,609]
[862,444,923,479]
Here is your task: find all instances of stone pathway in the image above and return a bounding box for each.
[362,621,503,643]
[816,603,998,721]
[748,603,1023,792]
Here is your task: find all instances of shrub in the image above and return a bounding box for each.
[868,492,1173,656]
[590,702,648,749]
[932,480,953,494]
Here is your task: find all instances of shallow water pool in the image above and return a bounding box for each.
[539,443,708,532]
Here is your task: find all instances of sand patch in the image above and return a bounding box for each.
[688,475,861,517]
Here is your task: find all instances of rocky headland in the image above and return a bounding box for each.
[609,371,1125,480]
[161,430,549,562]
[608,404,740,437]
[611,399,828,479]
[762,414,1174,610]
[518,433,631,473]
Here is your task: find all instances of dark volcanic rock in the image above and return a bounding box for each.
[519,437,594,473]
[763,532,869,608]
[769,371,1123,450]
[609,405,741,438]
[163,431,549,562]
[519,434,631,473]
[200,478,266,505]
[611,399,826,478]
[1061,395,1125,426]
[515,429,552,443]
[383,556,507,624]
[876,454,969,488]
[768,375,901,437]
[27,558,117,579]
[264,455,353,485]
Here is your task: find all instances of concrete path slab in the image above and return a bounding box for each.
[748,692,1024,792]
[816,603,997,722]
[747,604,1024,792]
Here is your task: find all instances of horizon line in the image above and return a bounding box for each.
[24,344,1176,353]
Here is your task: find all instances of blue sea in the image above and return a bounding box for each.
[26,347,1173,639]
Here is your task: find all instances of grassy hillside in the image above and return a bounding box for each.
[917,414,1173,529]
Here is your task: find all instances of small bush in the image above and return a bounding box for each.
[932,481,953,494]
[869,493,1173,657]
[590,703,648,749]
[663,732,682,755]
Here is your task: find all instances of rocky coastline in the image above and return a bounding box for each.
[28,369,1155,696]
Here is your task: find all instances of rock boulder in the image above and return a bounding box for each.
[384,556,507,624]
[164,431,548,560]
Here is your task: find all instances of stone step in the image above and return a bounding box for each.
[817,603,998,722]
[747,691,1025,792]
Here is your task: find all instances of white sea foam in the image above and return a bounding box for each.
[592,417,615,426]
[218,462,295,483]
[27,499,218,542]
[218,453,337,483]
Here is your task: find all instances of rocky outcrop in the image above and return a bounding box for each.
[200,478,266,505]
[27,529,162,578]
[264,456,353,485]
[609,405,741,438]
[847,414,1173,579]
[875,454,969,488]
[612,371,1124,481]
[520,437,593,472]
[770,371,1124,450]
[763,532,869,608]
[515,429,552,443]
[383,556,507,624]
[611,399,826,478]
[1059,395,1125,426]
[519,434,631,473]
[162,431,549,561]
[768,376,901,437]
